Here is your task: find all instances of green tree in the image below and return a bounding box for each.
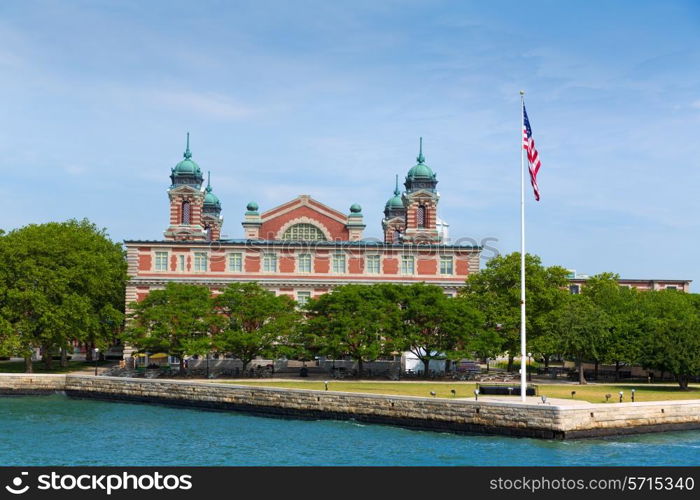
[304,284,398,375]
[582,273,642,380]
[393,283,485,375]
[529,316,561,373]
[637,290,700,390]
[461,252,569,371]
[125,283,213,374]
[552,294,611,384]
[212,283,300,373]
[0,219,127,372]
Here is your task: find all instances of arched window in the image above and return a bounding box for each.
[417,205,426,228]
[282,223,327,241]
[181,201,191,225]
[393,230,401,243]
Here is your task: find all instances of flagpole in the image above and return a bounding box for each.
[519,90,527,403]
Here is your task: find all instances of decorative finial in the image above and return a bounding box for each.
[206,170,212,192]
[184,132,192,159]
[394,174,400,196]
[417,137,425,164]
[520,90,525,95]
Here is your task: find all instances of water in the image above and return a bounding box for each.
[1,395,698,466]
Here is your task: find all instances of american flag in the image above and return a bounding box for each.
[522,105,541,201]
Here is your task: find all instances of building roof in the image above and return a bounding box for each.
[124,239,481,250]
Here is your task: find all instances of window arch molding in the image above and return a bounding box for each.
[276,217,332,241]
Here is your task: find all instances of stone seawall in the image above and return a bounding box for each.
[0,374,66,395]
[62,375,564,438]
[554,400,700,438]
[1,374,700,439]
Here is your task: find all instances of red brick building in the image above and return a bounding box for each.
[124,136,481,308]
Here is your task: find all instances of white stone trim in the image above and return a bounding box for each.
[261,195,348,225]
[128,276,468,290]
[126,246,139,277]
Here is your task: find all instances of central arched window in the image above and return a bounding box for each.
[282,223,327,241]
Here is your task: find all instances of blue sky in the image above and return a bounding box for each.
[1,0,699,287]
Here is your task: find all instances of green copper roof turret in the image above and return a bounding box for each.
[385,174,404,210]
[203,171,220,206]
[202,171,221,216]
[246,201,259,215]
[384,174,406,218]
[184,132,192,159]
[170,132,204,188]
[405,137,437,192]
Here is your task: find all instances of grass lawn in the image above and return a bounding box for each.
[0,360,113,374]
[225,380,700,403]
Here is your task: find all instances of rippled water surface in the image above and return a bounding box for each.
[1,395,698,466]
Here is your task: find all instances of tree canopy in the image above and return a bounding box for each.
[460,252,569,371]
[303,284,399,374]
[0,219,127,372]
[550,293,612,384]
[636,289,700,389]
[392,283,485,374]
[125,282,214,373]
[213,283,300,372]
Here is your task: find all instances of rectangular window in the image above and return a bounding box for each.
[569,284,580,295]
[366,255,381,274]
[178,254,185,271]
[228,253,243,272]
[298,253,312,273]
[296,291,311,306]
[154,252,168,272]
[194,252,208,272]
[263,253,277,272]
[417,205,426,228]
[401,255,415,275]
[440,256,454,275]
[332,253,346,273]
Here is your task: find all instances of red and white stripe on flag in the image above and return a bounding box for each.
[522,105,541,201]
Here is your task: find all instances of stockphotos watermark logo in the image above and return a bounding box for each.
[3,471,192,496]
[4,472,29,495]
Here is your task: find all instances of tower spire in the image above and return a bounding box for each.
[206,170,212,192]
[184,132,192,159]
[417,137,425,164]
[394,174,400,196]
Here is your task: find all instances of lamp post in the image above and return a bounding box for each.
[93,348,99,376]
[527,352,532,382]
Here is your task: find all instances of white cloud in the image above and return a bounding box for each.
[151,90,255,120]
[64,165,87,175]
